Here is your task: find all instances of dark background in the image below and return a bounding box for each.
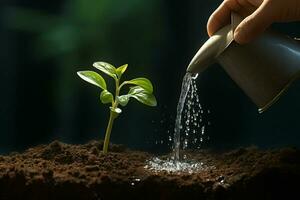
[1,0,300,154]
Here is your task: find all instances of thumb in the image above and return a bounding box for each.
[234,1,273,44]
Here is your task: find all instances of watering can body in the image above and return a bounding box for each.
[187,14,300,113]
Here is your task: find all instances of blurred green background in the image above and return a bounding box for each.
[1,0,300,154]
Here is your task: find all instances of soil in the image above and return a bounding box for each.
[0,141,300,200]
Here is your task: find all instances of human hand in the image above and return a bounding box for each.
[207,0,300,44]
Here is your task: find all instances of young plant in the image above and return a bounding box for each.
[77,61,157,154]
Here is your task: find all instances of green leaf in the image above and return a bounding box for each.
[129,86,157,107]
[116,64,128,78]
[125,78,153,93]
[100,90,113,104]
[77,71,106,90]
[93,62,117,79]
[117,95,130,107]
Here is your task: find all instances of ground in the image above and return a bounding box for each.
[0,140,300,200]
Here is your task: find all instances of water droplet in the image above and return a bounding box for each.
[217,175,225,183]
[183,139,188,149]
[201,126,205,135]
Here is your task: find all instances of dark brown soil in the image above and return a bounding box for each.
[0,140,300,200]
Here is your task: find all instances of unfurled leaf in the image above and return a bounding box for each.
[125,78,153,93]
[100,90,113,104]
[93,62,117,79]
[117,95,130,106]
[77,71,106,90]
[129,86,157,106]
[116,64,128,78]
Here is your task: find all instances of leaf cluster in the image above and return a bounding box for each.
[77,61,157,114]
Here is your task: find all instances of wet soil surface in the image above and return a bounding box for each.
[0,140,300,200]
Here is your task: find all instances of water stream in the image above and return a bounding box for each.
[145,72,211,173]
[173,73,193,161]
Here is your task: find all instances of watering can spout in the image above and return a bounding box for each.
[186,13,300,113]
[187,13,241,74]
[186,25,233,74]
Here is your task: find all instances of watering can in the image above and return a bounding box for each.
[187,13,300,113]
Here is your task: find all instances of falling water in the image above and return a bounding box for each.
[173,73,193,161]
[145,72,212,173]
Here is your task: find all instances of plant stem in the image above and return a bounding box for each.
[103,78,120,154]
[103,110,115,154]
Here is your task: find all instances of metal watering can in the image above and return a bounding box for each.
[187,13,300,113]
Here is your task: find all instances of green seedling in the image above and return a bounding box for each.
[77,61,157,154]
